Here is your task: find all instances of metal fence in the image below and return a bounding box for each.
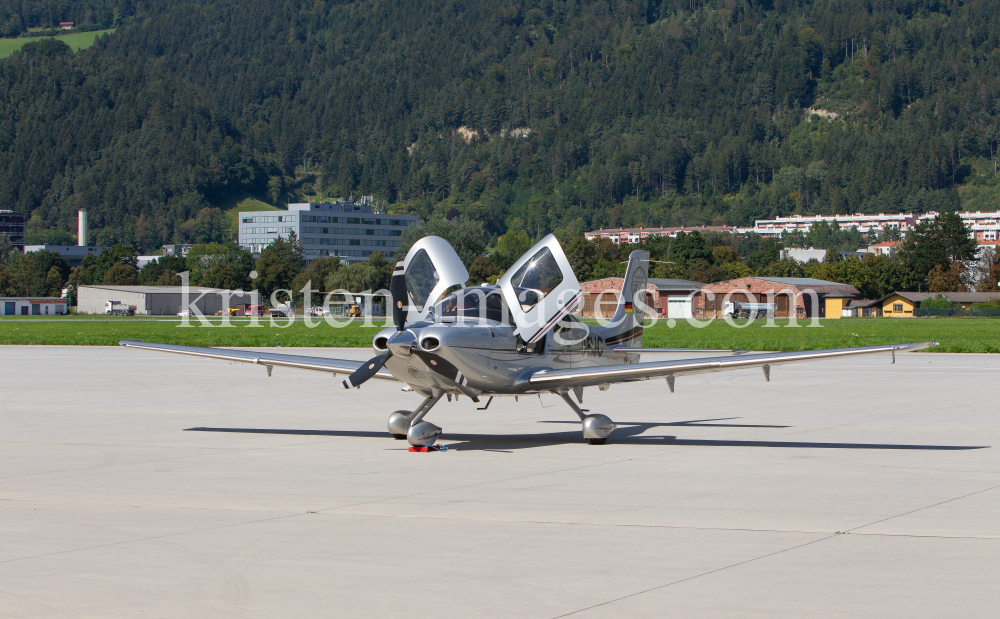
[914,307,1000,317]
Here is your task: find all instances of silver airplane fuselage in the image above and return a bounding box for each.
[374,316,637,398]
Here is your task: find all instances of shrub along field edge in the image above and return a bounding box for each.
[1,318,997,353]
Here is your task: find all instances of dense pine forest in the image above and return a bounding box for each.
[1,0,999,252]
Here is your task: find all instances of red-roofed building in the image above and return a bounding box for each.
[584,225,735,244]
[59,21,74,29]
[863,240,901,257]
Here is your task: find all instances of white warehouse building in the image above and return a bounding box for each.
[77,286,253,316]
[238,198,418,263]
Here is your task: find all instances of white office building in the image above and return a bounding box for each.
[237,199,418,263]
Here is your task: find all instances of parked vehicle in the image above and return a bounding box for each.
[308,307,332,317]
[344,303,362,317]
[269,302,295,318]
[245,304,265,317]
[723,301,777,319]
[105,301,136,316]
[177,309,193,317]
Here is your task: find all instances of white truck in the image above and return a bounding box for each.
[269,302,296,318]
[105,301,136,316]
[723,301,776,319]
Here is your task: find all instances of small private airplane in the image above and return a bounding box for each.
[121,235,935,447]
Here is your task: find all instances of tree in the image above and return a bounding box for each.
[45,266,64,297]
[762,258,805,278]
[200,264,250,290]
[290,256,342,304]
[103,261,139,285]
[920,294,953,308]
[928,263,967,292]
[495,230,534,269]
[468,255,503,284]
[138,255,188,285]
[899,213,977,287]
[563,237,599,282]
[94,245,138,284]
[0,234,15,265]
[367,251,393,291]
[746,239,781,274]
[712,245,740,265]
[184,243,254,288]
[255,233,304,302]
[155,270,183,286]
[976,249,1000,292]
[0,264,12,296]
[327,262,381,293]
[396,218,488,269]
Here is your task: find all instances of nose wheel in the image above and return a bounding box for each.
[387,391,445,447]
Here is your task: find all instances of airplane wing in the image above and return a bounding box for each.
[118,340,397,380]
[528,342,938,389]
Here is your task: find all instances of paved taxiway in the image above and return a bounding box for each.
[2,345,998,617]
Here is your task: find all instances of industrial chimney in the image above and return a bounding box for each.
[78,210,88,247]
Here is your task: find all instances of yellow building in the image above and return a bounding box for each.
[880,292,932,318]
[823,293,853,319]
[878,292,1000,317]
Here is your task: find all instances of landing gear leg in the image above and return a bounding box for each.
[556,390,616,445]
[387,390,446,446]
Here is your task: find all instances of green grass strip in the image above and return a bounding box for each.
[1,317,998,352]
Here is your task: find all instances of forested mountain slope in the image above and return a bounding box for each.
[1,0,999,251]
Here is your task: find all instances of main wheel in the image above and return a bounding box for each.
[387,410,414,438]
[588,438,607,445]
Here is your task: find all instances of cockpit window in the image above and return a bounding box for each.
[405,249,440,311]
[436,288,507,323]
[508,247,562,311]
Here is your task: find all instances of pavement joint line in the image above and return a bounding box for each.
[0,510,310,565]
[845,481,1000,534]
[549,534,838,618]
[309,511,1000,539]
[3,494,997,543]
[0,439,343,481]
[756,401,976,443]
[312,448,705,514]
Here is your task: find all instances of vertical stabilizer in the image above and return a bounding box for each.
[602,250,650,352]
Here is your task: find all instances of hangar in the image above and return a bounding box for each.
[578,277,708,318]
[578,277,657,318]
[77,285,253,316]
[695,277,860,319]
[1,296,69,316]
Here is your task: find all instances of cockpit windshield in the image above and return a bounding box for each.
[435,287,508,324]
[507,246,563,311]
[404,249,440,311]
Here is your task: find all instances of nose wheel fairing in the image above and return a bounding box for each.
[387,391,446,447]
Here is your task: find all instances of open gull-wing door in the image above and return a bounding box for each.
[498,234,581,344]
[401,236,469,323]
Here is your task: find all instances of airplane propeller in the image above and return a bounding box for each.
[342,262,408,389]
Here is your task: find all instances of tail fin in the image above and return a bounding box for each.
[604,249,650,350]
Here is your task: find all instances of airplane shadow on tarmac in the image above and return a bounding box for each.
[186,417,988,452]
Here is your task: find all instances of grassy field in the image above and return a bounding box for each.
[1,317,998,352]
[0,29,115,59]
[223,197,281,230]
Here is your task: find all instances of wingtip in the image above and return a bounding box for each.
[900,341,939,351]
[118,339,143,347]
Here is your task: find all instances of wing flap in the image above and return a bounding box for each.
[529,342,938,388]
[118,340,397,379]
